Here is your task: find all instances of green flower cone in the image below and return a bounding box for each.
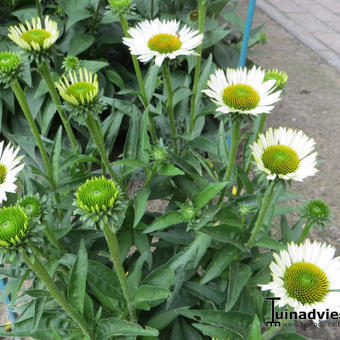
[0,51,22,87]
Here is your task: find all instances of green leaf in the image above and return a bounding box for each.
[96,318,159,338]
[237,166,254,194]
[143,211,184,233]
[69,33,95,56]
[80,60,109,73]
[24,289,51,297]
[67,239,88,316]
[133,285,170,303]
[105,69,125,90]
[225,263,252,312]
[145,64,160,101]
[203,29,232,49]
[133,188,150,228]
[246,315,261,340]
[272,335,313,340]
[255,238,285,251]
[32,297,47,332]
[158,164,184,176]
[59,0,92,29]
[51,127,62,185]
[194,182,228,209]
[200,245,238,284]
[192,323,241,340]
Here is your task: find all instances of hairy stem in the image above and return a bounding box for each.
[162,61,178,153]
[297,220,313,244]
[11,80,54,188]
[189,0,206,134]
[246,180,275,248]
[23,250,92,337]
[103,222,137,322]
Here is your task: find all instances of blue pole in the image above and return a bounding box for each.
[227,0,257,147]
[0,277,16,323]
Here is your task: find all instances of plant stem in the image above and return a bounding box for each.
[297,220,313,244]
[37,61,79,153]
[23,250,92,337]
[85,114,119,183]
[217,119,241,205]
[246,180,275,248]
[103,222,137,322]
[119,14,157,143]
[162,61,178,153]
[189,0,206,135]
[11,80,54,188]
[35,0,43,24]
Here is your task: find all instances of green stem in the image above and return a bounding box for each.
[35,0,43,24]
[145,163,158,187]
[217,119,241,205]
[85,114,119,183]
[162,61,178,153]
[37,61,79,152]
[189,0,206,134]
[103,222,137,322]
[246,180,275,248]
[23,250,92,337]
[119,14,157,143]
[297,220,313,244]
[11,80,54,188]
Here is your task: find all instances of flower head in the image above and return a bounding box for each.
[0,141,24,204]
[264,68,288,91]
[18,195,43,219]
[251,127,317,181]
[108,0,131,14]
[74,176,127,229]
[203,66,281,116]
[122,18,203,66]
[301,199,331,229]
[0,51,22,87]
[61,56,80,73]
[260,240,340,323]
[8,16,58,56]
[0,206,29,248]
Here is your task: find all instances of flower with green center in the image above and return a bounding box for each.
[0,206,29,248]
[8,16,58,52]
[203,66,281,116]
[0,51,22,87]
[264,68,288,91]
[0,141,24,204]
[251,127,317,181]
[108,0,131,14]
[56,68,99,106]
[61,56,79,73]
[260,240,340,324]
[123,18,203,66]
[18,195,42,219]
[74,176,127,229]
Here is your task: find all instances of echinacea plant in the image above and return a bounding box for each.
[0,1,337,339]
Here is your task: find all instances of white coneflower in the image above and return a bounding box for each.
[55,68,99,106]
[260,240,340,324]
[8,16,59,52]
[203,66,281,115]
[122,18,203,66]
[0,141,24,204]
[251,127,317,181]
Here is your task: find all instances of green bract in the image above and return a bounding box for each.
[0,206,29,248]
[0,51,21,87]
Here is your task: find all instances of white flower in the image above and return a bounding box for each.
[260,240,340,324]
[8,16,59,52]
[122,18,203,66]
[0,141,24,204]
[202,66,281,115]
[251,127,317,181]
[55,68,99,106]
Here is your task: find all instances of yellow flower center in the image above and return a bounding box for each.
[0,163,7,184]
[148,33,181,54]
[222,84,260,111]
[283,262,329,305]
[262,145,300,175]
[21,29,51,47]
[66,81,97,103]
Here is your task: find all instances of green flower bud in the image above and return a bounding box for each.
[62,56,79,73]
[18,195,42,219]
[108,0,131,14]
[303,199,331,228]
[264,68,288,91]
[152,146,167,162]
[0,51,21,87]
[0,206,29,248]
[238,202,252,217]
